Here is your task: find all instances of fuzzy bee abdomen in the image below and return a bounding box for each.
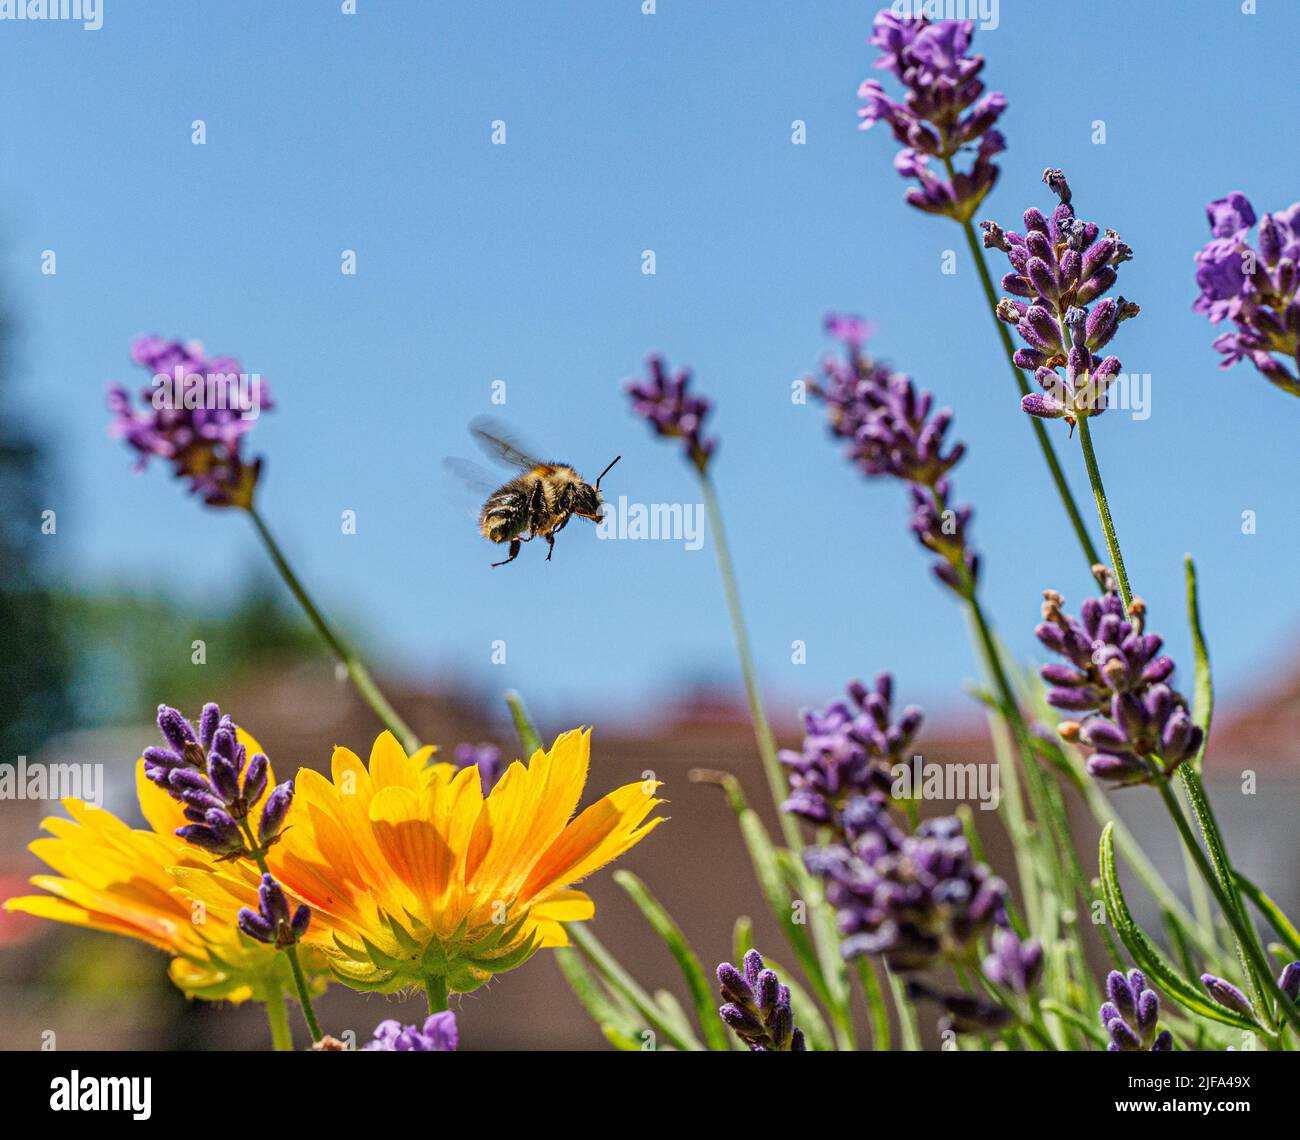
[479,487,530,543]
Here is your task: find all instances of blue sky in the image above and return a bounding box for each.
[4,0,1298,728]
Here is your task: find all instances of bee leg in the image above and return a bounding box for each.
[491,539,522,567]
[545,533,556,562]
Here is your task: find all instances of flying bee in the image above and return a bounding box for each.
[446,419,621,567]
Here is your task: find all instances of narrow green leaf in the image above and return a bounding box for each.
[1234,871,1300,960]
[554,946,641,1045]
[567,924,704,1051]
[732,915,754,967]
[601,1024,645,1051]
[504,689,542,756]
[1099,825,1259,1033]
[613,870,731,1051]
[1183,556,1214,749]
[736,807,831,1010]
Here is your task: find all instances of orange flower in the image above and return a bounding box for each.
[270,728,663,994]
[4,733,325,1002]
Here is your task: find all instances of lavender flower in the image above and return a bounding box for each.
[857,10,1006,221]
[805,799,1005,972]
[809,317,979,596]
[1279,961,1300,1004]
[983,171,1140,427]
[716,949,807,1051]
[779,673,923,825]
[453,742,506,796]
[1100,969,1172,1051]
[1200,973,1255,1019]
[143,702,295,856]
[624,355,716,473]
[362,1011,459,1052]
[238,873,311,949]
[107,335,271,507]
[1192,193,1300,398]
[1036,572,1202,786]
[982,928,1044,995]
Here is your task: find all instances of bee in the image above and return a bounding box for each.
[447,420,621,567]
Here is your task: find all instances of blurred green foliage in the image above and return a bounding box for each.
[50,583,324,727]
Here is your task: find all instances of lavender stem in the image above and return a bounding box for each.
[1074,417,1134,608]
[246,503,420,754]
[263,977,293,1052]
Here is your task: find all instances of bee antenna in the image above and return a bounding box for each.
[595,455,622,490]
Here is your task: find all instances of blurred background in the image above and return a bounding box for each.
[1,0,1297,1049]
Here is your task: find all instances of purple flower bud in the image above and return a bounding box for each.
[1201,974,1255,1018]
[258,780,294,846]
[715,950,806,1051]
[1193,194,1300,396]
[1101,969,1167,1050]
[240,873,310,948]
[625,356,717,473]
[242,752,269,807]
[1279,962,1300,1003]
[107,337,269,507]
[856,13,1005,222]
[453,742,506,796]
[156,705,197,755]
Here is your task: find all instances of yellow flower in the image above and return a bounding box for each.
[4,731,325,1003]
[269,727,663,994]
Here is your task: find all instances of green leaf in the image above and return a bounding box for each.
[732,915,754,967]
[613,870,731,1051]
[504,689,542,756]
[1234,871,1300,960]
[736,807,831,1011]
[554,946,639,1045]
[1099,824,1259,1033]
[567,923,704,1051]
[1183,556,1214,752]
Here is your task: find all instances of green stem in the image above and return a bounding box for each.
[1069,422,1279,1022]
[1157,782,1300,1036]
[1074,418,1132,606]
[699,476,802,852]
[425,974,449,1014]
[956,213,1101,569]
[240,820,324,1043]
[245,504,420,754]
[264,979,293,1051]
[856,958,891,1051]
[1177,766,1266,1013]
[886,966,922,1051]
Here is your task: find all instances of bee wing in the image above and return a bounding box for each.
[441,456,499,497]
[469,417,544,471]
